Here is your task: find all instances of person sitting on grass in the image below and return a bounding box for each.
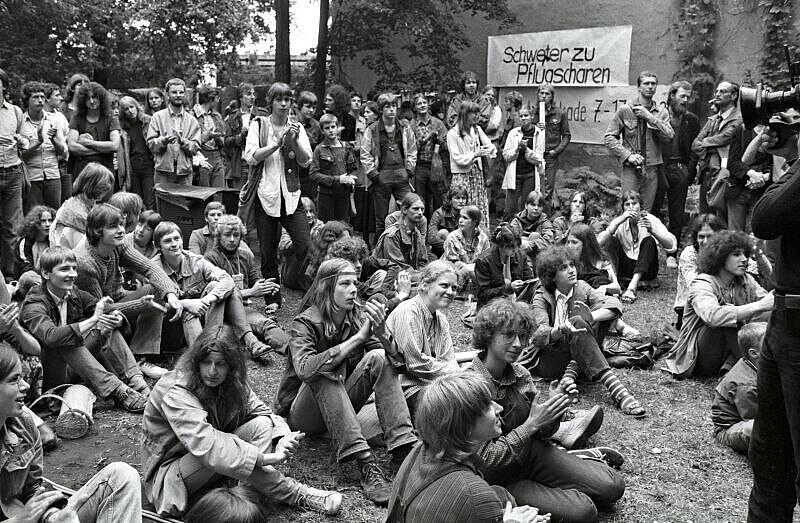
[469,299,626,523]
[552,190,603,243]
[124,209,162,259]
[185,485,268,523]
[13,205,55,296]
[662,231,773,379]
[711,321,765,454]
[510,189,554,268]
[372,192,429,285]
[674,213,726,330]
[474,223,535,311]
[565,223,640,339]
[277,196,323,294]
[274,258,417,505]
[520,246,647,417]
[151,221,272,362]
[141,325,342,518]
[204,214,290,359]
[0,344,143,522]
[388,373,551,523]
[442,205,490,285]
[303,220,352,289]
[427,184,468,257]
[108,190,143,233]
[50,162,114,250]
[597,190,676,304]
[20,246,150,413]
[189,201,254,257]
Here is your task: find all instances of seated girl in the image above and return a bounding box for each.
[108,191,144,233]
[427,184,468,257]
[597,190,676,304]
[552,190,603,243]
[303,220,352,288]
[520,246,646,417]
[13,205,56,295]
[674,214,725,331]
[442,205,490,284]
[124,209,162,259]
[469,299,626,523]
[388,373,550,523]
[50,162,114,250]
[141,326,341,518]
[474,223,534,311]
[510,190,554,267]
[0,344,143,522]
[565,223,639,338]
[662,231,773,379]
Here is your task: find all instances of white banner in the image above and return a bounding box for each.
[488,26,632,88]
[498,85,670,145]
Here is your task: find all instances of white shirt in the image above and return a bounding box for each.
[243,118,311,217]
[554,288,573,329]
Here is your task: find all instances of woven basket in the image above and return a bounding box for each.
[30,384,96,439]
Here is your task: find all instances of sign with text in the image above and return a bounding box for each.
[488,26,632,88]
[498,85,670,144]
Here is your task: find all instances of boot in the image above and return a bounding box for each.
[551,405,604,450]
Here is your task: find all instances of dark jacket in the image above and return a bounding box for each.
[531,105,571,157]
[726,125,772,200]
[474,245,533,310]
[662,110,700,178]
[20,284,103,352]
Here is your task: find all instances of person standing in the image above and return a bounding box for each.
[42,83,71,203]
[66,81,121,180]
[361,93,417,239]
[532,84,571,209]
[0,67,29,277]
[446,71,492,130]
[223,82,258,190]
[502,105,544,220]
[655,80,700,268]
[410,94,448,220]
[19,82,65,211]
[691,81,743,214]
[118,96,155,209]
[193,86,226,188]
[604,71,674,212]
[146,78,201,187]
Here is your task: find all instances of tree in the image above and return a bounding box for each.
[329,0,516,91]
[274,0,291,83]
[313,0,330,104]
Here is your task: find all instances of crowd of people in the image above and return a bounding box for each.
[1,61,798,523]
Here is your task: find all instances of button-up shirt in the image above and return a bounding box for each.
[410,114,447,165]
[0,411,43,518]
[442,228,490,264]
[153,249,234,301]
[603,98,674,167]
[20,112,62,180]
[0,100,26,168]
[554,288,572,329]
[47,289,70,326]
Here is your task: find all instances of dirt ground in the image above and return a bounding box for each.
[41,266,797,522]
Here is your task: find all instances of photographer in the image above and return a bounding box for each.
[748,109,800,523]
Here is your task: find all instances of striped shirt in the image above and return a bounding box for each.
[386,295,459,394]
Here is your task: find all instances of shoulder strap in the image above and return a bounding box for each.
[389,446,464,522]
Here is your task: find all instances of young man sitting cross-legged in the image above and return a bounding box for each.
[20,246,149,412]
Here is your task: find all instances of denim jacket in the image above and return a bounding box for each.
[0,410,44,518]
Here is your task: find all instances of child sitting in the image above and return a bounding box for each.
[309,113,358,222]
[711,321,766,453]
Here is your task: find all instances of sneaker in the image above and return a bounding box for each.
[359,460,392,505]
[568,446,625,469]
[112,385,148,413]
[139,360,167,380]
[297,486,342,515]
[551,405,604,450]
[666,255,678,269]
[248,341,274,366]
[128,374,151,395]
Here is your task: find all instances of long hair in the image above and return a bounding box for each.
[75,82,111,119]
[696,230,753,276]
[688,213,726,251]
[0,343,20,384]
[176,325,250,432]
[308,221,352,276]
[536,245,573,293]
[185,486,266,523]
[326,84,351,116]
[457,101,481,137]
[265,82,293,114]
[415,373,493,461]
[298,258,359,338]
[144,88,166,115]
[560,190,597,220]
[15,205,57,242]
[72,162,114,200]
[118,95,144,125]
[567,223,606,273]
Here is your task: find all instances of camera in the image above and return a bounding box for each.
[739,45,800,129]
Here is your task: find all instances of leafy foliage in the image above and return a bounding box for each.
[329,0,516,92]
[556,166,622,216]
[758,0,798,89]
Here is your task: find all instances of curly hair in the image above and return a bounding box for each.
[536,245,574,293]
[75,82,112,119]
[307,221,352,277]
[472,298,535,356]
[459,71,480,94]
[15,205,57,242]
[696,230,753,276]
[176,325,250,433]
[20,81,47,108]
[490,222,521,248]
[327,236,369,265]
[688,213,726,250]
[325,84,352,116]
[65,73,90,103]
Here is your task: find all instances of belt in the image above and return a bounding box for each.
[0,164,21,172]
[664,159,685,166]
[774,293,800,310]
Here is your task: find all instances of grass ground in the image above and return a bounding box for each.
[42,260,796,522]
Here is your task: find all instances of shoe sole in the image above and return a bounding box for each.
[566,406,604,449]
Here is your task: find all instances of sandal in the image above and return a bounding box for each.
[621,289,637,304]
[619,396,647,418]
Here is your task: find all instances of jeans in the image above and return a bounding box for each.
[173,417,302,510]
[724,189,756,232]
[0,165,23,275]
[655,162,690,247]
[197,149,225,187]
[288,349,417,462]
[372,168,413,238]
[130,164,155,209]
[504,174,537,221]
[41,330,139,398]
[748,310,800,522]
[178,285,253,348]
[483,438,625,523]
[608,235,660,283]
[542,156,559,207]
[65,462,142,523]
[154,171,192,186]
[255,198,310,293]
[530,316,611,381]
[25,178,61,212]
[415,162,446,220]
[317,191,352,223]
[621,164,659,212]
[59,161,72,204]
[694,325,740,377]
[715,419,753,453]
